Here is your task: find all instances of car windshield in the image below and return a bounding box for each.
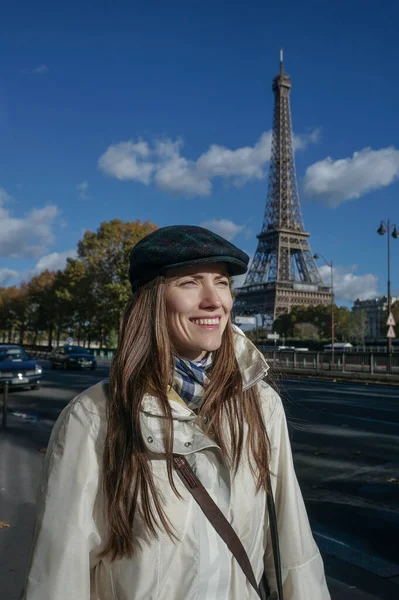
[64,346,92,355]
[0,347,30,362]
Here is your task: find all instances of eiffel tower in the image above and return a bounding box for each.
[234,51,332,328]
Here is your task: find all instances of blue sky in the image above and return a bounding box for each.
[1,0,399,305]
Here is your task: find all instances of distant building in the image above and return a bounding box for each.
[352,296,398,340]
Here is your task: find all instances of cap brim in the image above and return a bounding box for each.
[161,255,248,277]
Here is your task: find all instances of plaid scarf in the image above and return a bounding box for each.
[172,353,213,411]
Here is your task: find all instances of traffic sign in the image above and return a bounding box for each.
[387,325,396,339]
[267,333,280,340]
[386,313,396,327]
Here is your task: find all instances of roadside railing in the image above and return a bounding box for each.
[26,348,115,361]
[23,347,399,377]
[261,350,399,376]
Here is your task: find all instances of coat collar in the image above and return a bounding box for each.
[141,326,269,418]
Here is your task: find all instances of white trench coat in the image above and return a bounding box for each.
[24,328,331,600]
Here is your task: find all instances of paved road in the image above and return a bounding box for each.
[279,378,399,597]
[0,364,398,599]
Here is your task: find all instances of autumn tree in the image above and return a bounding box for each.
[76,219,157,340]
[26,270,58,347]
[0,286,27,343]
[0,218,158,348]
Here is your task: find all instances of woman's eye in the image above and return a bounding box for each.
[181,280,196,286]
[217,280,229,286]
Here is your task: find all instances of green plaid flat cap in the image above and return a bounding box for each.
[129,225,249,291]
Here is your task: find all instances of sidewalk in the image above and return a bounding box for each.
[1,413,399,600]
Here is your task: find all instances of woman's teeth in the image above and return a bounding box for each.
[191,318,220,325]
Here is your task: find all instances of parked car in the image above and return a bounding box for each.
[50,345,97,370]
[0,344,43,389]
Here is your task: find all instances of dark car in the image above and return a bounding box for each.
[0,344,43,389]
[50,345,97,370]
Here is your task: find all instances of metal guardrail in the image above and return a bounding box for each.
[28,349,115,361]
[25,349,399,377]
[261,350,399,376]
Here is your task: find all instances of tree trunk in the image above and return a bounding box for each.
[8,328,12,343]
[48,323,53,350]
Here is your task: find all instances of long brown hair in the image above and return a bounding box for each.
[99,276,270,561]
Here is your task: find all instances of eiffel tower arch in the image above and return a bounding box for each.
[234,52,332,329]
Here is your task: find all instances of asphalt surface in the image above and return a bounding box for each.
[0,363,398,599]
[280,378,399,598]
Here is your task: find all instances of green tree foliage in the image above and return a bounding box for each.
[0,286,27,343]
[77,219,157,339]
[273,304,368,345]
[0,219,157,348]
[347,311,368,347]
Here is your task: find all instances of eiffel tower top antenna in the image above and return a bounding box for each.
[280,48,284,74]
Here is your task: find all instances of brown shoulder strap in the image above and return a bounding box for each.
[173,454,262,598]
[266,473,284,600]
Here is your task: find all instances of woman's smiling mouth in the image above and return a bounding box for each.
[189,317,222,328]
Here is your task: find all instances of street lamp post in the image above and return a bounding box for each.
[377,220,399,359]
[313,253,334,366]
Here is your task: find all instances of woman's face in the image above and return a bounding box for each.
[165,263,233,361]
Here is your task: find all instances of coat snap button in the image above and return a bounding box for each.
[184,441,192,447]
[147,436,154,443]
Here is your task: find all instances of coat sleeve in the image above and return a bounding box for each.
[23,399,102,600]
[264,391,331,600]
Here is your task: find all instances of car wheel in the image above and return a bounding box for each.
[90,365,96,371]
[31,383,40,390]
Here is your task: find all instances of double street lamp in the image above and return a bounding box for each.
[377,219,399,355]
[313,253,334,365]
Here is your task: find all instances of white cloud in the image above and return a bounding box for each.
[303,146,399,207]
[154,139,211,195]
[23,64,49,75]
[0,187,14,204]
[319,264,379,302]
[293,128,321,151]
[0,268,18,286]
[231,255,254,290]
[34,249,77,272]
[76,180,89,200]
[231,262,378,303]
[98,140,154,184]
[196,132,272,186]
[200,219,245,242]
[34,64,49,74]
[23,249,78,281]
[0,189,59,258]
[98,129,318,197]
[231,271,248,289]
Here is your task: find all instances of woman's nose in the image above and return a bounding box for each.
[199,285,223,308]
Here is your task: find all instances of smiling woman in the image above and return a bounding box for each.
[24,225,331,600]
[165,264,233,361]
